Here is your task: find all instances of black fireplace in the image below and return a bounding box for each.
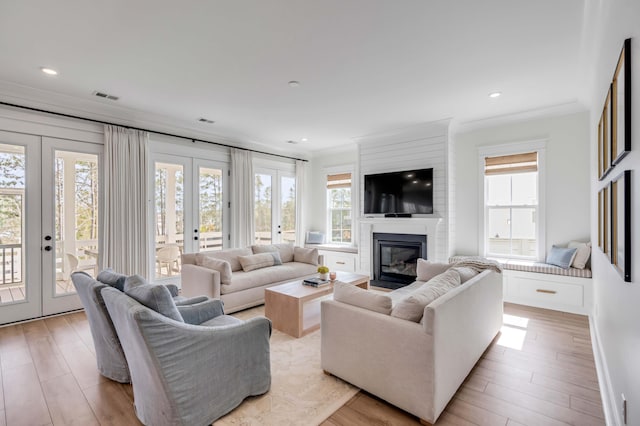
[373,233,427,287]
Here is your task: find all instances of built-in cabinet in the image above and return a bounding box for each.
[313,246,358,273]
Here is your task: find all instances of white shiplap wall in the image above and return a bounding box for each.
[356,121,451,263]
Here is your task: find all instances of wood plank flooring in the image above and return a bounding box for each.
[323,303,605,426]
[0,303,604,425]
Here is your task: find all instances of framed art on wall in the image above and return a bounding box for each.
[598,87,612,180]
[611,38,631,165]
[598,186,609,254]
[611,170,631,282]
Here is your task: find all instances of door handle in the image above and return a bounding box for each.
[44,235,52,241]
[194,236,199,240]
[44,246,52,251]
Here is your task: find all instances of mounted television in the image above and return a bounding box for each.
[364,168,433,215]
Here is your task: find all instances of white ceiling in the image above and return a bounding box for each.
[0,0,589,157]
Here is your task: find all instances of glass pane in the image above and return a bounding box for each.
[486,174,511,206]
[280,176,296,244]
[488,208,511,255]
[155,162,184,279]
[55,151,99,295]
[328,188,351,243]
[254,173,272,245]
[511,173,537,205]
[199,167,223,251]
[511,208,536,257]
[0,144,25,303]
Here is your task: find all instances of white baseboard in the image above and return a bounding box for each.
[590,315,621,426]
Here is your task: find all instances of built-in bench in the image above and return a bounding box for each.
[450,256,593,315]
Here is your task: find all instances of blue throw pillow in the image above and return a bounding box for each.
[546,246,578,269]
[96,268,127,291]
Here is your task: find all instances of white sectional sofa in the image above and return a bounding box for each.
[321,262,503,425]
[181,244,323,313]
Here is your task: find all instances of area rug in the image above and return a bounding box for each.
[214,306,359,426]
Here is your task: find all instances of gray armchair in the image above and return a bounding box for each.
[101,284,272,426]
[71,270,209,383]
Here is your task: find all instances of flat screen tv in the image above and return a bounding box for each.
[364,168,433,215]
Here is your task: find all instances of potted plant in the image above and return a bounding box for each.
[317,265,330,280]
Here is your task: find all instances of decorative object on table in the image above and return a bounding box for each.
[329,271,337,281]
[303,277,330,287]
[611,38,631,166]
[317,265,329,280]
[611,170,631,282]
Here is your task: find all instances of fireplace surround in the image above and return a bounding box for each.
[373,232,427,285]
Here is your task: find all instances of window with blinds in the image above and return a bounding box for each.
[326,172,352,244]
[484,151,538,259]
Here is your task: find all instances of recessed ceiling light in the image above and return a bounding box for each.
[288,81,300,87]
[301,138,308,142]
[489,92,501,98]
[41,67,58,75]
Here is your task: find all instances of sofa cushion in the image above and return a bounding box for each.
[197,247,252,272]
[96,268,127,291]
[568,241,591,269]
[333,282,392,315]
[125,284,183,322]
[416,259,450,282]
[391,269,461,322]
[195,254,233,284]
[449,266,478,284]
[123,274,148,292]
[220,262,317,295]
[238,252,283,272]
[293,247,319,266]
[252,243,294,263]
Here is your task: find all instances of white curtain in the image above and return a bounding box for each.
[295,160,306,246]
[100,125,150,277]
[230,148,254,248]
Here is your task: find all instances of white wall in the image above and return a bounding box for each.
[306,146,358,240]
[454,111,590,257]
[586,0,640,424]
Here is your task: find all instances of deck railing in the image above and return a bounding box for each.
[1,244,21,285]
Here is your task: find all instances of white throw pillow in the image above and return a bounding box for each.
[333,282,392,315]
[416,258,450,282]
[238,252,283,272]
[568,241,591,269]
[391,269,461,322]
[293,247,319,265]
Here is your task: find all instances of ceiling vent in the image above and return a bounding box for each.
[92,91,119,101]
[197,118,215,124]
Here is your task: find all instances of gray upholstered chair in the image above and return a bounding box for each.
[101,285,272,426]
[71,270,209,383]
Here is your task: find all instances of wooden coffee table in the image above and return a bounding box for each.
[264,271,369,338]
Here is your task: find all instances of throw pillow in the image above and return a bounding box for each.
[568,241,592,269]
[252,243,294,263]
[333,282,392,315]
[449,266,478,284]
[197,247,252,272]
[293,247,319,266]
[238,252,283,272]
[391,269,461,322]
[96,268,127,291]
[546,246,578,269]
[416,259,450,282]
[125,284,183,322]
[123,274,148,292]
[195,254,233,284]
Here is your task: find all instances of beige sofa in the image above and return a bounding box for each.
[321,267,503,424]
[181,244,323,313]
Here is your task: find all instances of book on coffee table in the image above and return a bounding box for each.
[302,277,330,287]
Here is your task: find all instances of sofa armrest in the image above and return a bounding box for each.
[181,264,221,299]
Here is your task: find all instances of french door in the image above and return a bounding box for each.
[254,168,297,246]
[0,131,101,324]
[152,154,228,281]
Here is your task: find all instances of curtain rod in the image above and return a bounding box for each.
[0,100,308,162]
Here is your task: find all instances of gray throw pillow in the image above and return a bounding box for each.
[96,268,127,291]
[124,274,148,292]
[125,284,183,322]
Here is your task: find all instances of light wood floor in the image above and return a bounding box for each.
[323,303,605,426]
[0,303,604,426]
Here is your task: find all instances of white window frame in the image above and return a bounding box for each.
[325,165,356,245]
[478,139,546,261]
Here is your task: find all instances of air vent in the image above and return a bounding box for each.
[92,91,119,101]
[197,118,215,124]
